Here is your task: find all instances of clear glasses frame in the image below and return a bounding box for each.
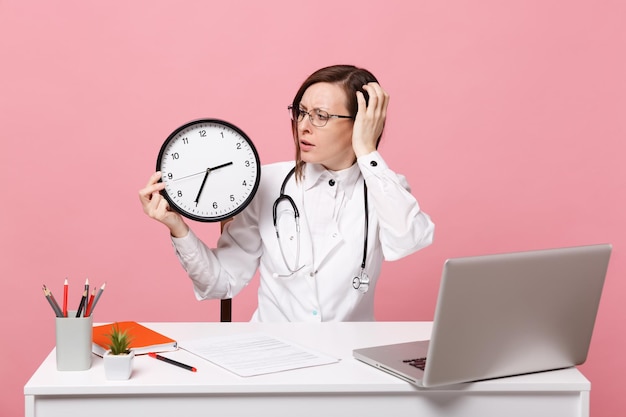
[288,105,354,127]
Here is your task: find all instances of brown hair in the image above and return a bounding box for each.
[290,65,382,181]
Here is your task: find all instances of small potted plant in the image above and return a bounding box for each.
[103,322,135,380]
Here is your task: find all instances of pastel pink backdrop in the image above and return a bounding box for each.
[1,1,624,416]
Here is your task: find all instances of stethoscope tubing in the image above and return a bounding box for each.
[272,166,370,292]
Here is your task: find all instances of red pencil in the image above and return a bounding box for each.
[62,278,68,317]
[85,288,96,317]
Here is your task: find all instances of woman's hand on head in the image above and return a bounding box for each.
[352,82,389,157]
[138,172,190,238]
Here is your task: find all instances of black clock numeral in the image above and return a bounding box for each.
[245,160,250,167]
[182,137,189,144]
[172,152,180,160]
[230,195,235,202]
[236,143,242,150]
[166,172,173,180]
[177,190,183,197]
[212,202,218,209]
[242,180,247,187]
[220,132,224,138]
[199,130,207,137]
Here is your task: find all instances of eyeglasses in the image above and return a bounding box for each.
[288,105,354,127]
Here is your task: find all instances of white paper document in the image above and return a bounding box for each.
[179,332,339,377]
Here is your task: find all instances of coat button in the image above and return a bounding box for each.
[370,161,378,167]
[329,179,335,186]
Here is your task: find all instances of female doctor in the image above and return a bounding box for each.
[139,64,435,322]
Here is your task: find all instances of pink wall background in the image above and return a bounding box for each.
[1,1,624,415]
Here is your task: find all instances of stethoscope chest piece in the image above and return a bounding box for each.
[352,270,370,293]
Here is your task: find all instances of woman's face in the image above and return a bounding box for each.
[296,82,355,171]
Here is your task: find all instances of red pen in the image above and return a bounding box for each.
[149,352,197,372]
[62,278,68,317]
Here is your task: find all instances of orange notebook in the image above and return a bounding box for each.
[92,321,178,356]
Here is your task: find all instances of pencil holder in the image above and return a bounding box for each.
[55,311,93,371]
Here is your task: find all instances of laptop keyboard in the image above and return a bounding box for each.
[403,357,427,370]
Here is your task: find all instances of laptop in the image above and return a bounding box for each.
[353,244,612,387]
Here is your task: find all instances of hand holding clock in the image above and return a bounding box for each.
[139,172,190,238]
[140,119,260,234]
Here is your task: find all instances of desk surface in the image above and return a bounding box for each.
[25,321,589,393]
[25,322,590,417]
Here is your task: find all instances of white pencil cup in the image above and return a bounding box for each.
[55,311,93,371]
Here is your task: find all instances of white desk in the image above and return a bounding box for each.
[24,322,590,417]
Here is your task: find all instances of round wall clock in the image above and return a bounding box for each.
[156,119,261,222]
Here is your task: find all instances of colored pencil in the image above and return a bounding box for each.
[62,278,68,317]
[89,282,106,315]
[85,288,96,317]
[42,285,63,317]
[75,278,89,317]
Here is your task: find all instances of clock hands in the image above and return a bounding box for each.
[194,169,211,206]
[208,161,234,171]
[173,162,234,182]
[191,162,234,206]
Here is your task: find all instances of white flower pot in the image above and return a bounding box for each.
[103,350,135,380]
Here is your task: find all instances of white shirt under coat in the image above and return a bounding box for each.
[171,151,434,322]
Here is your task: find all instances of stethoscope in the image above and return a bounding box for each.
[272,167,370,293]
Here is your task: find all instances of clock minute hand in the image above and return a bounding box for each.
[194,168,211,206]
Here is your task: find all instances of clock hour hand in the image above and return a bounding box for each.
[208,161,233,171]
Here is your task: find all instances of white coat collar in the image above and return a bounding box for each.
[302,163,361,198]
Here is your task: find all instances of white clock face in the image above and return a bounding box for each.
[156,119,261,222]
